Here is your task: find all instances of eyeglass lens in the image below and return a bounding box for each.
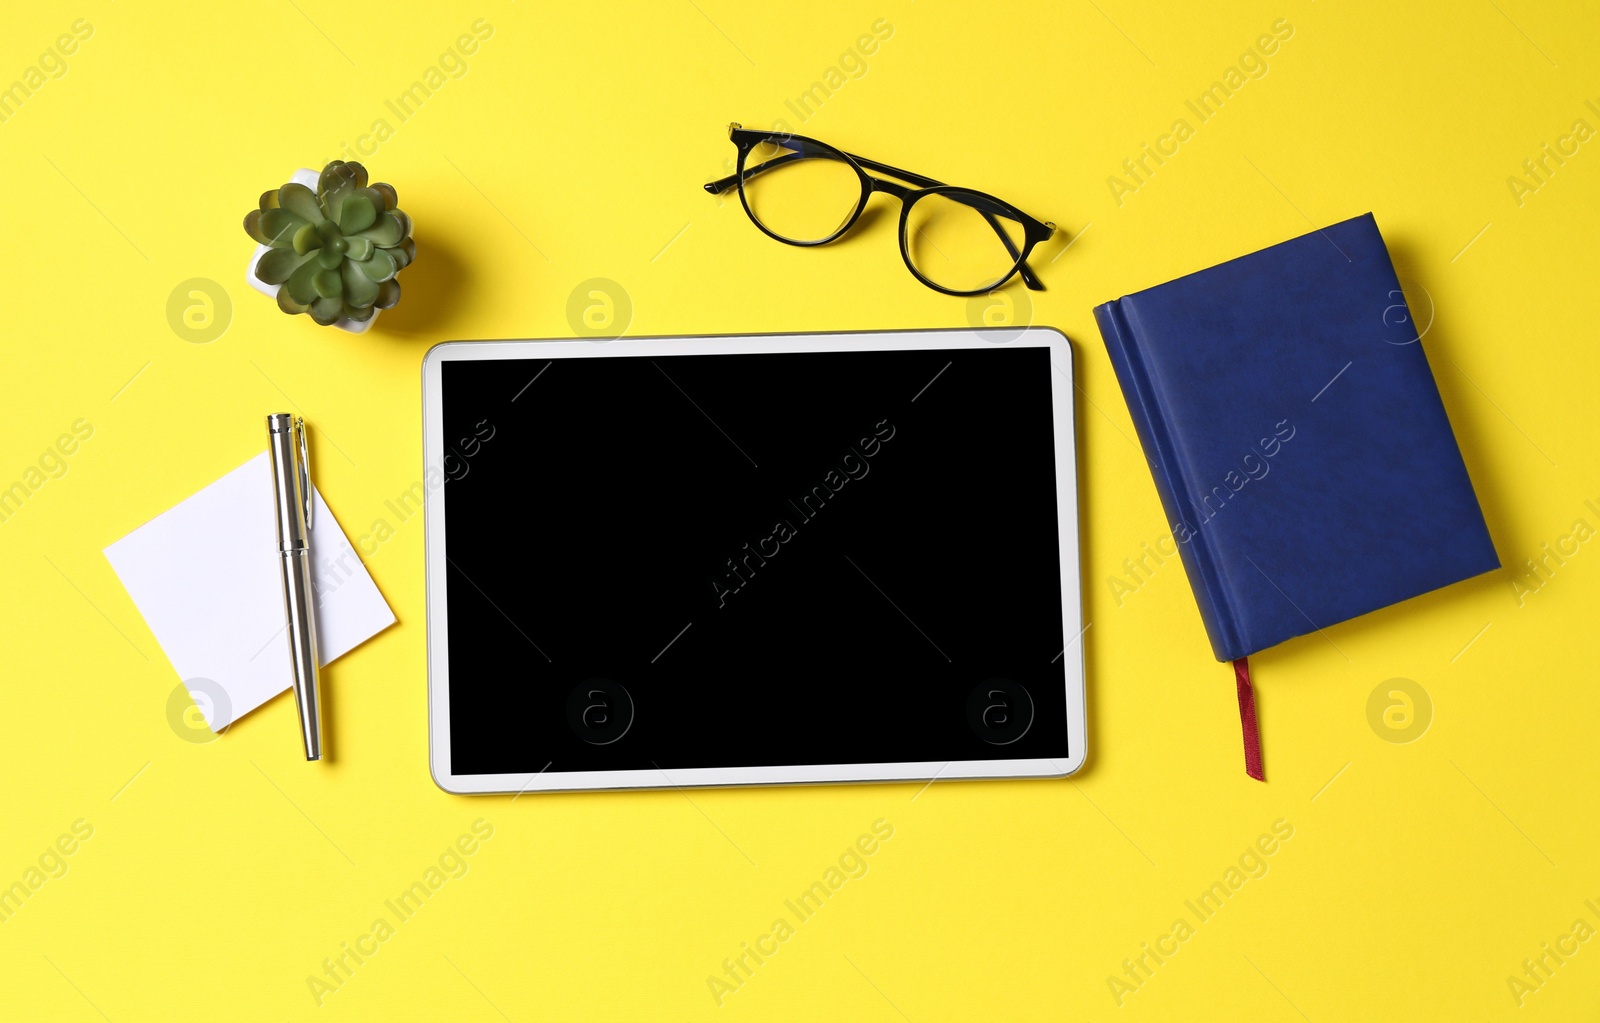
[740,138,861,244]
[903,191,1027,293]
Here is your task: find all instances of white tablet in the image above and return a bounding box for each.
[422,328,1085,793]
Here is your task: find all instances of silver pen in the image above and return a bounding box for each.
[266,413,323,761]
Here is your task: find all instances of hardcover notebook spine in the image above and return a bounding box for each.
[1095,299,1242,661]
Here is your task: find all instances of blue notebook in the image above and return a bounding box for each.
[1094,213,1498,777]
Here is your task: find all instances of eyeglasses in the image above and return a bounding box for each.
[703,124,1055,297]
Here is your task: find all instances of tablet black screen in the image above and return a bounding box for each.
[440,344,1071,776]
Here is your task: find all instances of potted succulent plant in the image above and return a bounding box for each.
[244,161,414,332]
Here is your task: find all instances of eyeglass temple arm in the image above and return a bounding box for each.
[702,151,1047,291]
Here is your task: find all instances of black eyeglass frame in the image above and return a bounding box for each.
[703,124,1055,297]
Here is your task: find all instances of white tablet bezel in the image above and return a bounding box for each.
[422,327,1086,794]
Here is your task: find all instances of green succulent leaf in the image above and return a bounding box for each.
[319,162,357,193]
[313,268,343,299]
[278,183,324,224]
[341,260,380,307]
[244,209,271,244]
[259,189,281,212]
[292,222,322,255]
[371,182,398,210]
[391,237,416,270]
[344,235,373,261]
[276,287,310,315]
[316,244,344,270]
[346,304,377,322]
[286,260,321,305]
[259,207,306,246]
[344,162,369,189]
[339,194,377,234]
[357,248,397,282]
[318,163,359,222]
[357,212,404,247]
[353,186,387,211]
[256,247,310,286]
[375,278,401,309]
[309,295,344,325]
[390,210,413,240]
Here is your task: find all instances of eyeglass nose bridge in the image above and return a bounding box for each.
[868,177,915,201]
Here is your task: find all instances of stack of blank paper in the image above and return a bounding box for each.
[104,452,396,732]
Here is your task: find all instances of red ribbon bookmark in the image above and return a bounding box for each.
[1233,657,1265,781]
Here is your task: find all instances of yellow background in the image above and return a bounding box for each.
[2,1,1597,1018]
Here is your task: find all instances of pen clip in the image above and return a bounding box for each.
[295,417,313,531]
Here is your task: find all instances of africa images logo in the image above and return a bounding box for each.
[708,418,895,608]
[707,819,895,1006]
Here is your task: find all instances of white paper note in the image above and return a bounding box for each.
[104,452,396,731]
